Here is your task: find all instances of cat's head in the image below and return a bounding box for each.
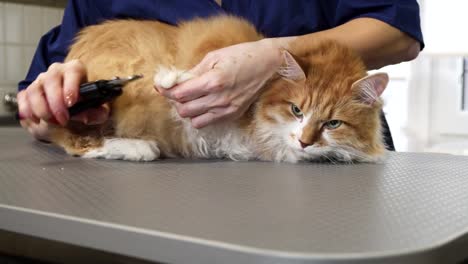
[253,40,388,163]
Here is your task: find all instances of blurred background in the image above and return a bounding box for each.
[0,0,466,155]
[0,0,65,123]
[376,0,468,155]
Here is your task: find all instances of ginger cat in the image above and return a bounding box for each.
[50,16,389,163]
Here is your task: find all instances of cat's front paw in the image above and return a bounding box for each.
[82,138,160,161]
[154,66,195,89]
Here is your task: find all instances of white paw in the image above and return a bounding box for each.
[83,138,160,161]
[153,66,195,89]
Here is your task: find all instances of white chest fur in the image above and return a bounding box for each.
[176,114,255,160]
[154,66,255,160]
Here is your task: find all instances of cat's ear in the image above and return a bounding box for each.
[277,50,306,81]
[351,73,389,105]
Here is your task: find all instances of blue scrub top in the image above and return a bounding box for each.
[18,0,424,90]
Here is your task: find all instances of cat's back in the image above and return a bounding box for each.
[175,15,264,68]
[66,20,178,74]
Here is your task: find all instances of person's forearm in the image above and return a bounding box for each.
[269,18,421,70]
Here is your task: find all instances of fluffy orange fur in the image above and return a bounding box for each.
[50,16,387,163]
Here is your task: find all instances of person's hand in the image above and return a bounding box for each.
[17,60,110,140]
[155,39,284,128]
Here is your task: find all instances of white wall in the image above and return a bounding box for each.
[404,0,468,155]
[0,2,63,116]
[422,0,468,54]
[0,2,63,88]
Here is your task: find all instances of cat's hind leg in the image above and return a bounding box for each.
[153,66,195,89]
[51,123,159,161]
[50,125,105,157]
[82,138,160,161]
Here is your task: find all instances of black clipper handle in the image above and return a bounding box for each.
[16,75,141,121]
[68,80,123,116]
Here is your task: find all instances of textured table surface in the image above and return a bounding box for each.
[0,127,467,264]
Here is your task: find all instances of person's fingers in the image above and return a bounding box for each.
[25,77,50,123]
[28,120,50,141]
[19,60,88,141]
[20,119,50,141]
[175,93,230,118]
[27,88,50,122]
[42,67,69,126]
[160,70,223,102]
[63,60,86,107]
[26,93,41,124]
[19,119,31,130]
[175,100,208,118]
[191,111,219,129]
[190,106,236,129]
[154,51,218,98]
[17,90,36,122]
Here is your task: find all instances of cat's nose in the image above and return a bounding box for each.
[299,140,311,149]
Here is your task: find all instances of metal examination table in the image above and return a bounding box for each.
[0,127,467,264]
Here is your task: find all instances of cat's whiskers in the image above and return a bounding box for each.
[321,153,338,165]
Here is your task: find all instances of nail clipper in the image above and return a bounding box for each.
[15,75,143,121]
[68,74,143,116]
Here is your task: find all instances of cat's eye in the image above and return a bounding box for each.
[325,120,342,130]
[290,103,303,118]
